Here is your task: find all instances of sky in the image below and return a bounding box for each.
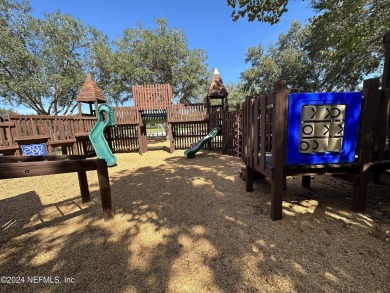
[27,0,314,84]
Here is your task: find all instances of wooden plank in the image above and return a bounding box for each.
[352,78,380,212]
[77,170,91,203]
[302,175,311,188]
[245,165,254,192]
[253,98,260,167]
[271,80,287,220]
[0,160,99,178]
[383,33,390,88]
[260,96,266,171]
[96,159,114,220]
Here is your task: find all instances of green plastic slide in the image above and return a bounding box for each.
[89,104,117,167]
[184,126,222,159]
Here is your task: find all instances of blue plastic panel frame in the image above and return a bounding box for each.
[21,143,47,156]
[286,92,362,166]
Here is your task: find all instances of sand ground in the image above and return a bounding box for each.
[1,140,389,293]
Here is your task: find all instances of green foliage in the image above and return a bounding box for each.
[241,21,316,95]
[241,0,390,94]
[0,106,17,115]
[227,0,289,24]
[93,18,210,104]
[0,0,100,115]
[307,0,390,90]
[225,82,248,111]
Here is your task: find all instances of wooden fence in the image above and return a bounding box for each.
[133,84,172,110]
[171,122,209,150]
[105,125,139,152]
[167,104,207,123]
[1,105,237,156]
[0,115,96,155]
[222,111,238,156]
[113,107,139,125]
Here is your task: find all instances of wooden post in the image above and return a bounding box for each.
[352,78,380,212]
[62,146,68,155]
[245,166,254,192]
[168,123,174,153]
[140,125,147,153]
[77,102,82,117]
[77,170,91,203]
[271,80,288,220]
[96,159,114,220]
[302,176,311,188]
[383,33,390,89]
[372,33,390,183]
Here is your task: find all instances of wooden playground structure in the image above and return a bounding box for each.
[241,33,390,220]
[0,33,389,221]
[0,70,235,157]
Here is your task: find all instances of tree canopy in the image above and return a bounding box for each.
[240,0,390,95]
[227,0,289,24]
[307,0,390,90]
[0,0,98,115]
[0,1,210,114]
[241,21,316,96]
[93,18,209,104]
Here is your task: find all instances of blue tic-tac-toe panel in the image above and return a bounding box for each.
[286,92,362,166]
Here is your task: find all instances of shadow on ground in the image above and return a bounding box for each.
[0,151,389,292]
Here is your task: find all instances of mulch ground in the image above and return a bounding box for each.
[1,141,389,293]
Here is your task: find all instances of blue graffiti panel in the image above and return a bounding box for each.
[21,143,47,156]
[286,92,362,165]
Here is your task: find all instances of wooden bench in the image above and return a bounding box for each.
[0,155,113,220]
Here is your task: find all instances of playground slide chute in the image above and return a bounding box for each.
[89,104,117,167]
[184,126,222,159]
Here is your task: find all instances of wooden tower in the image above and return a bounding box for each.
[76,73,107,117]
[207,68,228,114]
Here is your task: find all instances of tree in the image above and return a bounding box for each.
[241,0,390,94]
[0,0,103,115]
[0,106,17,115]
[241,21,316,95]
[93,18,210,104]
[306,0,390,91]
[226,0,289,24]
[225,82,248,111]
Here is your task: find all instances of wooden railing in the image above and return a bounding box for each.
[241,92,275,176]
[113,106,139,125]
[167,104,207,122]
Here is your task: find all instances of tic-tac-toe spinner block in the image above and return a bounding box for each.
[316,105,332,121]
[329,121,344,137]
[316,105,346,121]
[299,139,312,153]
[312,138,328,153]
[327,105,346,120]
[314,123,330,137]
[328,138,343,152]
[302,105,317,121]
[300,123,315,137]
